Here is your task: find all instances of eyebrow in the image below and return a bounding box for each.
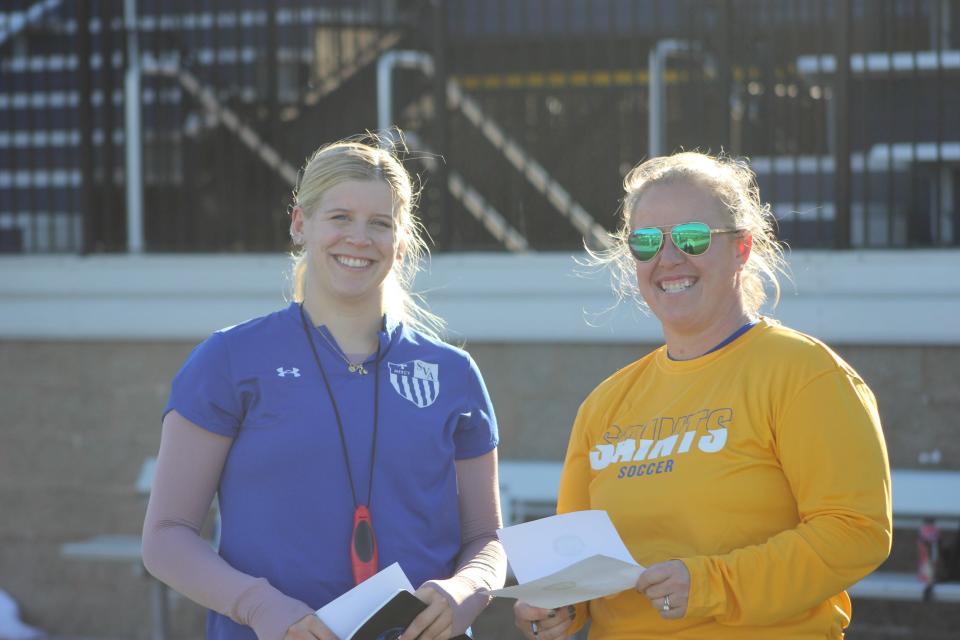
[322,206,393,219]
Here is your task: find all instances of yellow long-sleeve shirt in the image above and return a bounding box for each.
[559,318,892,639]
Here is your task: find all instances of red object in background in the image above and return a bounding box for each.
[918,518,940,584]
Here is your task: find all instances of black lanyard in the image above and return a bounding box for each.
[299,303,381,584]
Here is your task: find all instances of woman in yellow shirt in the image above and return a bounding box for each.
[514,152,891,639]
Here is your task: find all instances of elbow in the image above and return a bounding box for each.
[140,516,194,581]
[865,521,893,572]
[843,514,893,582]
[140,522,164,580]
[863,506,894,570]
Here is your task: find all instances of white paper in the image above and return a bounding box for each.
[489,510,644,607]
[488,554,644,609]
[496,510,638,583]
[315,563,414,639]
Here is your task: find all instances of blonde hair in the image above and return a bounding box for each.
[290,133,443,339]
[598,151,788,316]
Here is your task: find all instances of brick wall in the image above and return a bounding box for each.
[2,340,957,638]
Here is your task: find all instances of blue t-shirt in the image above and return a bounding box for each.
[165,303,499,640]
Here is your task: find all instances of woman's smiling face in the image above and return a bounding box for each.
[629,180,749,338]
[293,179,400,306]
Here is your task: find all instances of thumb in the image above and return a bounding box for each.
[634,566,663,591]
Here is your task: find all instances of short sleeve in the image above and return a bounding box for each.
[453,355,499,460]
[164,332,242,438]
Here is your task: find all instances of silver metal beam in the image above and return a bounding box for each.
[124,0,144,253]
[648,39,690,159]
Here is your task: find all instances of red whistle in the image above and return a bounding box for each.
[351,505,378,585]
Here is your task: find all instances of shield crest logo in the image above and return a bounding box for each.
[388,360,440,408]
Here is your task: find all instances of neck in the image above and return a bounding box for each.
[663,302,754,361]
[301,292,383,356]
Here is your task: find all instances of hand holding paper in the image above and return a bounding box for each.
[315,563,414,639]
[314,563,471,640]
[487,510,645,609]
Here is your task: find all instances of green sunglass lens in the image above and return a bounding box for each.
[628,229,663,261]
[671,223,712,256]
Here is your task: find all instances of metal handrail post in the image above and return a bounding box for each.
[648,39,690,158]
[124,0,144,253]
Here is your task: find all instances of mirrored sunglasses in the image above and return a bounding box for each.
[627,221,741,262]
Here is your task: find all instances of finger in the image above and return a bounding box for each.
[312,617,340,640]
[536,605,580,639]
[538,618,572,640]
[418,609,453,640]
[419,596,453,640]
[659,598,687,620]
[284,614,338,640]
[514,600,553,622]
[634,565,670,591]
[643,583,672,600]
[649,592,688,619]
[401,594,447,640]
[514,613,542,639]
[538,606,572,629]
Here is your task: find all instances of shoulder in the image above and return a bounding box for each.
[395,325,476,368]
[185,304,299,375]
[214,304,297,343]
[751,318,862,381]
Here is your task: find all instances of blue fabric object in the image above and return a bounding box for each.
[165,303,498,639]
[705,320,758,355]
[667,320,758,361]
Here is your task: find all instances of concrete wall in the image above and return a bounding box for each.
[2,251,958,638]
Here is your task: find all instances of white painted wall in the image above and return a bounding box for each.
[1,250,957,344]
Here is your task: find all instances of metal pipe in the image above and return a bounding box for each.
[648,39,689,158]
[377,50,434,134]
[78,0,94,253]
[832,0,851,249]
[124,0,144,253]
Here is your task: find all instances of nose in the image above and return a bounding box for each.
[344,221,372,246]
[657,233,686,266]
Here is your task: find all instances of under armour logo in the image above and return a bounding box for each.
[276,367,301,378]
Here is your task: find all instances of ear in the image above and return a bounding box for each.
[290,206,305,242]
[736,231,753,267]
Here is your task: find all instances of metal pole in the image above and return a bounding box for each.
[648,40,687,158]
[718,0,732,151]
[648,45,664,158]
[78,0,94,254]
[431,0,452,246]
[124,0,144,253]
[99,0,116,249]
[376,50,434,133]
[832,0,851,249]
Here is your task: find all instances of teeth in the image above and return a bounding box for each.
[661,278,695,293]
[336,256,371,268]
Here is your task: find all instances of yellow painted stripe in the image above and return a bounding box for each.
[453,65,788,90]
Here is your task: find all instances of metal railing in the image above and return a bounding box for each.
[0,0,957,254]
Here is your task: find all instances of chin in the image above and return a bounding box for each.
[652,305,700,331]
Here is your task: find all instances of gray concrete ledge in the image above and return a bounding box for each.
[1,250,957,344]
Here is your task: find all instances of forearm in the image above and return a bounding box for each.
[683,508,890,625]
[441,535,507,633]
[142,412,314,640]
[685,371,892,625]
[427,450,506,634]
[142,518,313,639]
